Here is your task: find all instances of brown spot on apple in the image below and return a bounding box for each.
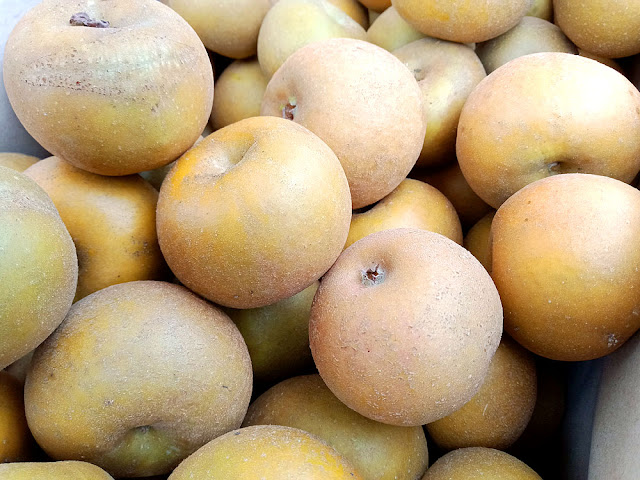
[69,12,110,29]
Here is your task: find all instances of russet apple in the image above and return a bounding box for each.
[327,0,368,28]
[257,0,366,78]
[393,38,486,169]
[0,166,77,370]
[0,461,114,479]
[210,59,269,130]
[24,156,166,301]
[3,0,214,175]
[423,448,542,480]
[24,281,253,478]
[366,6,425,52]
[0,371,32,462]
[243,374,429,480]
[491,174,640,361]
[168,425,363,480]
[463,212,495,273]
[160,0,273,59]
[261,38,425,209]
[345,178,462,249]
[457,52,640,208]
[426,337,537,451]
[310,228,503,426]
[0,152,38,172]
[475,16,577,74]
[392,0,531,43]
[554,0,640,58]
[157,116,351,309]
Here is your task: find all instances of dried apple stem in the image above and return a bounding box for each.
[70,12,110,28]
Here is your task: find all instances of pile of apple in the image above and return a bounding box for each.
[1,0,640,478]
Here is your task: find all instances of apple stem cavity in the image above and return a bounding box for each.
[362,264,385,286]
[70,12,110,28]
[282,98,297,120]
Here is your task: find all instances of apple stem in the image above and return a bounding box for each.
[70,12,110,28]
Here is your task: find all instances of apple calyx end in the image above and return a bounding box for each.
[362,264,385,286]
[70,12,110,29]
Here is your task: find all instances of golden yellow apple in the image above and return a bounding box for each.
[0,371,32,462]
[366,6,424,52]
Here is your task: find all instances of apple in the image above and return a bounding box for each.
[156,116,351,309]
[392,0,531,43]
[526,0,552,21]
[361,0,390,13]
[210,59,269,130]
[0,166,77,370]
[0,461,114,479]
[366,6,424,52]
[578,49,624,73]
[0,152,38,172]
[168,425,363,480]
[3,0,213,176]
[475,16,577,74]
[491,174,640,361]
[310,228,503,426]
[345,178,462,249]
[554,0,640,58]
[411,163,493,230]
[326,0,369,29]
[393,38,486,169]
[25,281,253,478]
[457,52,640,208]
[261,38,425,209]
[257,0,366,78]
[225,282,318,386]
[243,374,429,480]
[426,337,537,451]
[24,156,166,301]
[160,0,272,59]
[463,212,495,273]
[423,447,542,479]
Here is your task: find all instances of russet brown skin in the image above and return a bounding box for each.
[0,371,32,462]
[476,16,577,74]
[258,0,367,79]
[392,0,531,43]
[0,167,77,370]
[457,52,640,209]
[367,6,425,52]
[157,116,351,309]
[25,281,253,478]
[411,163,493,230]
[310,228,503,427]
[426,337,537,451]
[423,448,542,480]
[464,212,495,273]
[243,374,429,480]
[3,0,213,176]
[554,0,640,58]
[346,178,462,249]
[261,38,425,209]
[393,38,486,169]
[25,156,166,302]
[491,174,640,361]
[160,0,272,59]
[0,461,114,480]
[0,152,38,172]
[210,59,269,130]
[168,425,363,480]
